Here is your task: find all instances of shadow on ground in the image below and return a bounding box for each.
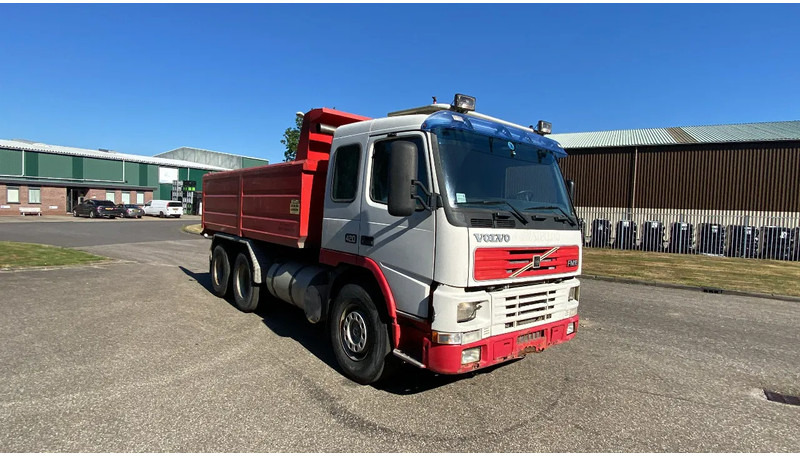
[178,265,517,395]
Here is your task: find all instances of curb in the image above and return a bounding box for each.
[580,274,800,303]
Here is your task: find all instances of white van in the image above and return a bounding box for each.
[143,200,183,218]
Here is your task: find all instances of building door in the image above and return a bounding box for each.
[67,188,88,212]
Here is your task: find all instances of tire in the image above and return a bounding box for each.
[72,210,78,217]
[159,211,165,218]
[89,211,96,219]
[232,252,260,312]
[137,215,142,219]
[329,283,392,384]
[210,245,231,298]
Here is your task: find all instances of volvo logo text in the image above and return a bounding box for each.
[474,234,510,243]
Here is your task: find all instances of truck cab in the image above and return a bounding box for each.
[320,96,580,379]
[203,94,581,384]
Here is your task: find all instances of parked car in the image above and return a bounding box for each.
[117,204,144,218]
[72,199,123,219]
[142,200,183,218]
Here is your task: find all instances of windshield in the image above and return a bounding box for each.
[433,127,574,216]
[168,202,182,207]
[97,200,115,206]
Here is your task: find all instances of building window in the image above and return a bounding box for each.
[7,187,19,203]
[121,192,131,204]
[106,191,115,202]
[28,188,41,204]
[330,144,361,202]
[136,193,144,205]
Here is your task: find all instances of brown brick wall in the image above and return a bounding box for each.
[0,184,67,216]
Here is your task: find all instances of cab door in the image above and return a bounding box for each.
[321,141,365,256]
[358,133,436,318]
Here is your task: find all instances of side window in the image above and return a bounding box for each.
[331,144,361,202]
[370,136,429,206]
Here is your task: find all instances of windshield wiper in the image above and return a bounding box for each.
[464,200,529,225]
[524,205,577,226]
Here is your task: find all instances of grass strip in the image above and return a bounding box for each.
[0,241,107,269]
[583,248,800,297]
[182,224,203,235]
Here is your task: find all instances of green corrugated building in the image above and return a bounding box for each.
[0,139,268,216]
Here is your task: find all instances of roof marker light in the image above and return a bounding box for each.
[452,93,476,112]
[534,120,552,136]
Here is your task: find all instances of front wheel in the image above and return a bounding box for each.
[210,245,231,297]
[72,210,78,217]
[329,284,392,384]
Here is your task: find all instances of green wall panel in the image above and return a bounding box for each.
[72,157,84,179]
[124,162,142,186]
[242,157,269,168]
[188,169,209,191]
[0,148,23,175]
[147,165,158,187]
[84,157,123,181]
[157,183,172,200]
[38,153,73,179]
[24,151,38,175]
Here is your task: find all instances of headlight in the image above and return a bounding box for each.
[457,301,485,323]
[461,347,481,364]
[433,329,481,345]
[568,286,580,302]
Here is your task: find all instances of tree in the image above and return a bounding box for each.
[281,113,304,162]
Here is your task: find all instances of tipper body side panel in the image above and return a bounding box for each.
[202,108,369,249]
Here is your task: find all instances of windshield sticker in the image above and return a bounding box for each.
[452,115,463,122]
[456,193,466,203]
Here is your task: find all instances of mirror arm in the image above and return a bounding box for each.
[411,180,434,211]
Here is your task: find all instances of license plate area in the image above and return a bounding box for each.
[517,330,545,354]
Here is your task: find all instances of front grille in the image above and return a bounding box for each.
[488,280,577,336]
[499,290,556,329]
[474,245,580,281]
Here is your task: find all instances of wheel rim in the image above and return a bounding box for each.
[235,261,251,301]
[340,307,368,361]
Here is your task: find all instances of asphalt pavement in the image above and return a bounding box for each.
[0,219,798,451]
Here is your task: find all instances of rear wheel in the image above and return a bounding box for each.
[232,252,260,312]
[89,211,96,219]
[210,245,231,297]
[329,284,392,384]
[159,211,165,218]
[72,210,78,217]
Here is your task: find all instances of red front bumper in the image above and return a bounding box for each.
[422,315,579,374]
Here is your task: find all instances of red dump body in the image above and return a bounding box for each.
[202,108,370,248]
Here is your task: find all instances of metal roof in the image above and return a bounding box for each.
[0,139,229,171]
[549,120,800,149]
[156,146,268,163]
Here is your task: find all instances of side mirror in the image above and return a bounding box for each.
[566,179,576,204]
[387,141,418,217]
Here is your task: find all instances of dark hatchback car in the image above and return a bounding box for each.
[117,204,144,218]
[72,199,123,219]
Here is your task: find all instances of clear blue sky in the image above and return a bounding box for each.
[1,4,798,164]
